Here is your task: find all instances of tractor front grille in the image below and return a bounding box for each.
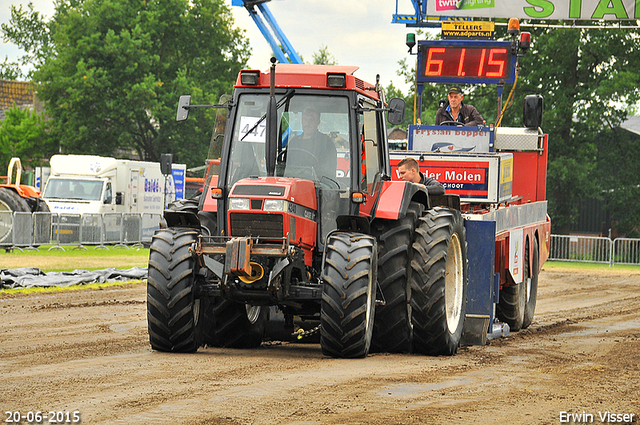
[230,213,283,238]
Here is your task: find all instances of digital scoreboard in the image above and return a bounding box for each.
[417,40,516,85]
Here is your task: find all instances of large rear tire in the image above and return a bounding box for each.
[0,188,30,212]
[147,228,201,352]
[411,208,468,356]
[0,188,31,244]
[321,232,377,358]
[370,202,423,353]
[35,198,50,212]
[522,237,539,329]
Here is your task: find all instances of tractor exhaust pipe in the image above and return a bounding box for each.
[266,57,278,177]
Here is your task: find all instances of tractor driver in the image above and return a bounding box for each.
[397,157,445,195]
[285,106,337,183]
[435,86,484,127]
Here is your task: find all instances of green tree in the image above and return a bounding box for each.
[593,127,640,237]
[511,24,640,233]
[1,2,54,79]
[312,45,336,65]
[2,0,250,168]
[0,105,55,169]
[393,57,445,126]
[394,29,457,127]
[0,57,22,80]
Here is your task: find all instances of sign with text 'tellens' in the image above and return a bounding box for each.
[427,0,640,20]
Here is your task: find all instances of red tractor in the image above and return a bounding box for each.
[147,61,469,358]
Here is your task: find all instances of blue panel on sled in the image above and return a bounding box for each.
[464,220,496,320]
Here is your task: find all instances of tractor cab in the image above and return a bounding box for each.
[194,64,405,258]
[223,91,352,249]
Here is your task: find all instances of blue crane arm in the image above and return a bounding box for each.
[232,0,303,64]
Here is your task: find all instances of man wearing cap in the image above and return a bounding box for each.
[435,86,484,126]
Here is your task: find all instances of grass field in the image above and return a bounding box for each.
[1,245,150,272]
[2,247,639,296]
[544,260,640,274]
[3,246,640,275]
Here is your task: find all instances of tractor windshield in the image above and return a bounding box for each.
[227,93,351,189]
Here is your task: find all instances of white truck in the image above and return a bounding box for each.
[42,154,186,215]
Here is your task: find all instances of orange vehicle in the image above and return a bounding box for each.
[0,157,49,243]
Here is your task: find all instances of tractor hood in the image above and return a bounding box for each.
[229,177,317,211]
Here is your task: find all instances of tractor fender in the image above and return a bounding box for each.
[373,180,429,221]
[201,174,219,213]
[164,210,201,229]
[0,184,41,199]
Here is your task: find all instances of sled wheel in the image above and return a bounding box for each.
[496,238,527,331]
[522,237,539,329]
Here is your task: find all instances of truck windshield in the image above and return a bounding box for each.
[227,93,351,189]
[44,179,104,201]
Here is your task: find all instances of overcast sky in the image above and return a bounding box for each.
[1,0,420,93]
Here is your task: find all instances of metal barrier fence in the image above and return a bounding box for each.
[612,238,640,266]
[3,214,640,266]
[549,234,640,266]
[0,211,163,251]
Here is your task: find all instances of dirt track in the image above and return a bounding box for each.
[2,266,639,425]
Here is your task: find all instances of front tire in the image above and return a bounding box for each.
[147,228,201,352]
[411,208,468,356]
[321,232,377,358]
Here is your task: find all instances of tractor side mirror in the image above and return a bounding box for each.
[523,94,543,128]
[387,98,406,126]
[115,192,124,205]
[176,95,191,121]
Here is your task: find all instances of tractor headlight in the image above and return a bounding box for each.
[263,199,287,212]
[229,198,250,210]
[240,71,260,85]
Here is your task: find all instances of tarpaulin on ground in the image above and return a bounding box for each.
[0,267,148,289]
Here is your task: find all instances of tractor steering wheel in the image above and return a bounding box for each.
[285,147,320,169]
[319,175,340,190]
[281,147,340,189]
[438,120,463,127]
